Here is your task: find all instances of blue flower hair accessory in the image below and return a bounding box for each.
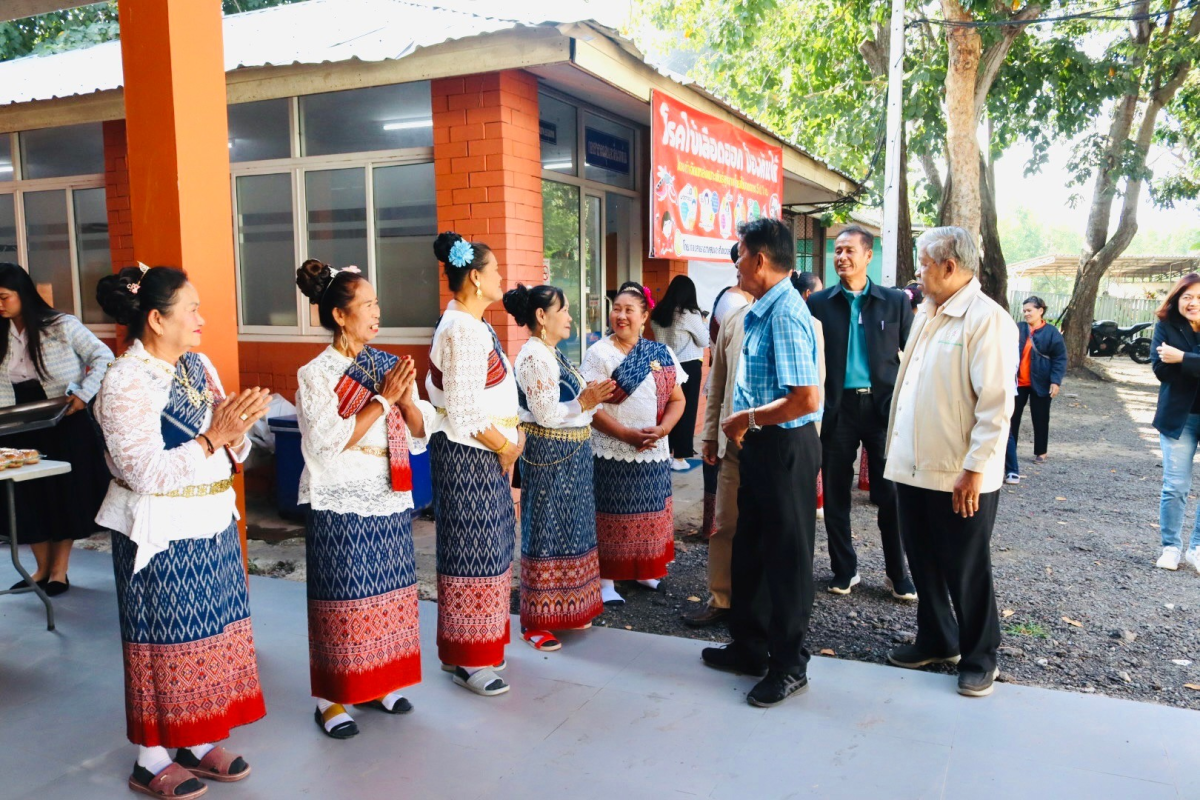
[448,239,475,268]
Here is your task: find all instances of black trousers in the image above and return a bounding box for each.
[820,392,907,582]
[731,423,820,673]
[1012,386,1052,456]
[669,359,703,459]
[896,483,1002,673]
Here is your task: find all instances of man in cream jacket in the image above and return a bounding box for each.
[883,226,1017,698]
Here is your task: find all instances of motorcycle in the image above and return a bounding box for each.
[1088,319,1153,364]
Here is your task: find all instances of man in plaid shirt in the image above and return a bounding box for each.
[702,218,823,708]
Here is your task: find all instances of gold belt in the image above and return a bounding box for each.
[350,445,389,458]
[519,422,591,442]
[115,477,234,498]
[435,408,519,428]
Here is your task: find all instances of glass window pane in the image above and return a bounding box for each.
[228,99,291,163]
[237,173,297,327]
[374,163,438,328]
[539,94,577,176]
[24,190,72,311]
[583,113,634,190]
[20,123,104,180]
[305,168,367,272]
[0,194,15,259]
[542,180,581,361]
[73,187,113,324]
[301,83,432,157]
[0,135,12,182]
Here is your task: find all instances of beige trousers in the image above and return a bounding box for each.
[707,443,741,609]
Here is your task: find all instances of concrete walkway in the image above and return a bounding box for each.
[2,547,1197,799]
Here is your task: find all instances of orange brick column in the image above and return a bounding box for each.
[431,70,543,356]
[102,120,135,273]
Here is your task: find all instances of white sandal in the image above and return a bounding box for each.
[453,666,510,696]
[441,659,506,673]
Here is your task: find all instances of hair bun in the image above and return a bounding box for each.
[433,231,464,266]
[296,259,332,304]
[95,269,142,326]
[502,284,532,327]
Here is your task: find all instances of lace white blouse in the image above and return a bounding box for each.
[650,309,709,363]
[295,346,436,516]
[425,303,519,451]
[514,339,595,429]
[94,340,251,574]
[580,337,686,463]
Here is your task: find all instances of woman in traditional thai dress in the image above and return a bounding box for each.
[294,260,436,739]
[502,283,614,651]
[580,281,687,607]
[426,231,522,697]
[94,266,272,800]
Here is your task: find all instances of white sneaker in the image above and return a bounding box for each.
[1186,548,1200,574]
[1004,473,1020,485]
[1157,546,1182,571]
[670,459,690,472]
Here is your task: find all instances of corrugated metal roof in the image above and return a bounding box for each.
[0,0,548,106]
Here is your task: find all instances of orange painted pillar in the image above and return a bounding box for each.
[116,0,247,544]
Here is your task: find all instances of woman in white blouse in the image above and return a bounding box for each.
[294,260,435,739]
[649,275,708,471]
[582,281,686,607]
[94,265,271,797]
[426,231,522,697]
[503,283,614,651]
[0,262,113,597]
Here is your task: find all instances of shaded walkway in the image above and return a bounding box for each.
[1,548,1196,799]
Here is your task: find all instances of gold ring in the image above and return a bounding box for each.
[240,413,249,421]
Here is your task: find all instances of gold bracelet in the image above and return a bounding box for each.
[493,439,511,456]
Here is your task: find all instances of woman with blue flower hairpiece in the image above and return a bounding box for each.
[426,231,522,697]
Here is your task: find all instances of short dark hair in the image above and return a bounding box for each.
[1022,296,1048,313]
[836,224,874,251]
[730,242,739,264]
[737,218,794,273]
[791,271,821,295]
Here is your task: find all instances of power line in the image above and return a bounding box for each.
[911,0,1199,28]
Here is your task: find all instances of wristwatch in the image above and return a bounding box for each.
[747,408,762,433]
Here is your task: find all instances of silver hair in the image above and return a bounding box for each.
[916,226,978,274]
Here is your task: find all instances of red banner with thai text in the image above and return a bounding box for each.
[649,90,784,261]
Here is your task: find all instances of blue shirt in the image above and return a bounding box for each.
[734,276,822,429]
[842,281,872,389]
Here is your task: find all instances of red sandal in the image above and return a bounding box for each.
[128,763,207,799]
[173,746,251,783]
[522,628,562,651]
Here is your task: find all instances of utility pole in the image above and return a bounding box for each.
[881,0,905,286]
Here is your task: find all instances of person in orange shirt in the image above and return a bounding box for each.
[1004,296,1067,484]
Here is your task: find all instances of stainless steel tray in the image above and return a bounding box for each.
[0,397,70,438]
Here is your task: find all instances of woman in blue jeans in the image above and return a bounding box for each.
[1151,272,1200,572]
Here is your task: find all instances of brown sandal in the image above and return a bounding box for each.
[128,763,207,799]
[173,746,251,783]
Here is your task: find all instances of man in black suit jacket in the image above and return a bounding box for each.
[807,225,916,600]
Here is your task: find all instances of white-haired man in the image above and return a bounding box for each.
[884,226,1017,698]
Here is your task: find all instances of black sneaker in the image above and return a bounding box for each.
[827,573,861,595]
[957,667,999,697]
[885,575,918,602]
[700,644,768,677]
[747,670,809,708]
[887,644,961,669]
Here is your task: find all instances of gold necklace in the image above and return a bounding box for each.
[610,335,637,356]
[116,351,213,409]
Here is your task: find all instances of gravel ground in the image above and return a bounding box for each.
[597,358,1200,710]
[79,356,1199,709]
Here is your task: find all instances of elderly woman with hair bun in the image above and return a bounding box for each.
[581,280,687,607]
[427,231,522,697]
[503,283,614,652]
[94,265,271,798]
[293,259,436,739]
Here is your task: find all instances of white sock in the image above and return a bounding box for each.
[187,743,215,760]
[315,697,353,731]
[137,746,172,776]
[460,665,485,676]
[637,578,660,590]
[380,690,407,710]
[600,579,624,604]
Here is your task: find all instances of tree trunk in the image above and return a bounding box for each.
[896,125,916,287]
[978,153,1008,308]
[941,0,983,240]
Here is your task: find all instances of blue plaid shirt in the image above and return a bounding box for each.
[733,276,822,429]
